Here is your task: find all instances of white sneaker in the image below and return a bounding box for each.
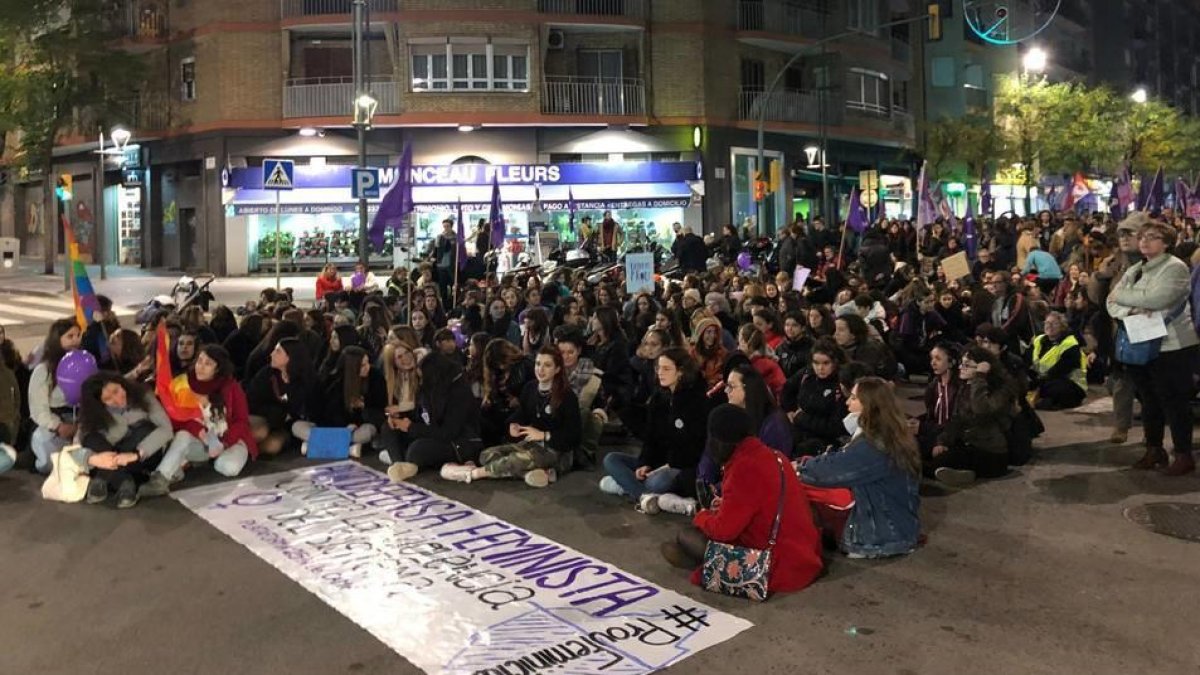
[348,443,362,459]
[598,476,626,496]
[300,442,308,456]
[387,462,419,483]
[440,463,475,483]
[524,469,555,488]
[935,466,977,487]
[637,493,661,515]
[658,493,698,516]
[378,450,393,465]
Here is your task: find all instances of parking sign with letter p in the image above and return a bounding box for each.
[352,168,380,199]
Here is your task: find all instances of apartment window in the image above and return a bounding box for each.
[847,0,877,35]
[180,57,196,101]
[846,68,889,115]
[411,41,528,92]
[741,58,765,91]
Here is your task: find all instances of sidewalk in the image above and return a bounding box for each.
[0,262,317,307]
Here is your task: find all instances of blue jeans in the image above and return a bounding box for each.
[602,452,681,502]
[31,426,70,475]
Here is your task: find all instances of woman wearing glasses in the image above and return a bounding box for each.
[1106,221,1198,475]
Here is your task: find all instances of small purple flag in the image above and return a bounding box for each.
[916,161,937,228]
[1147,166,1165,213]
[368,142,413,253]
[1174,177,1190,214]
[488,173,505,250]
[847,186,868,233]
[456,196,468,270]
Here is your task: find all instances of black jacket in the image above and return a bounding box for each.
[507,382,582,456]
[678,233,709,273]
[316,368,387,428]
[780,369,846,449]
[409,373,482,445]
[638,379,710,470]
[775,335,813,379]
[246,368,316,431]
[592,335,632,409]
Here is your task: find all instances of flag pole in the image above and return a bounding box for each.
[405,212,413,327]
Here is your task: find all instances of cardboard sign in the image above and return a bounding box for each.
[173,462,752,674]
[940,251,971,281]
[625,252,655,294]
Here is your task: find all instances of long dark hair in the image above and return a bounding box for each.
[78,372,150,435]
[192,344,236,416]
[257,320,300,352]
[535,345,570,410]
[110,328,145,372]
[274,337,314,388]
[593,306,624,344]
[659,346,699,389]
[234,314,266,344]
[338,346,369,413]
[729,364,777,432]
[41,318,79,388]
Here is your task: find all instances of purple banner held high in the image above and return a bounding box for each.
[488,173,505,250]
[847,186,868,233]
[368,142,413,252]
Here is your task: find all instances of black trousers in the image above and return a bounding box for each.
[1128,346,1198,456]
[929,443,1008,479]
[405,438,482,468]
[1037,378,1086,410]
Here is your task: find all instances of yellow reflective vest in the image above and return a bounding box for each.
[1032,334,1087,393]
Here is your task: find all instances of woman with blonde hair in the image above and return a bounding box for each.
[376,337,422,464]
[799,376,921,558]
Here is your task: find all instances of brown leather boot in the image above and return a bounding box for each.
[1132,446,1168,470]
[1161,453,1196,476]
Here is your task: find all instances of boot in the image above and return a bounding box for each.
[1161,453,1196,476]
[1131,446,1168,470]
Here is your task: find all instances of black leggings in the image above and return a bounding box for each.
[1129,346,1198,455]
[929,443,1008,479]
[404,438,482,468]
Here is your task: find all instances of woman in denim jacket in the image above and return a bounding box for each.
[799,376,921,558]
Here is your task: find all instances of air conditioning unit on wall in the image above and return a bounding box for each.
[548,29,566,50]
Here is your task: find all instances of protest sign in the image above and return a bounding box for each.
[792,266,811,291]
[940,251,971,281]
[625,253,655,294]
[174,462,752,674]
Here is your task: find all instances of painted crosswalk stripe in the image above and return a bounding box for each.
[0,295,137,323]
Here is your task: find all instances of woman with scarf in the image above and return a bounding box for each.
[140,345,258,497]
[690,316,728,391]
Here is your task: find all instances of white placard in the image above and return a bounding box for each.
[625,252,655,294]
[173,462,752,675]
[792,266,811,291]
[1122,312,1168,344]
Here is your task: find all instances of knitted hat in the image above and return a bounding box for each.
[692,316,722,346]
[1117,211,1152,233]
[708,404,751,444]
[683,288,702,306]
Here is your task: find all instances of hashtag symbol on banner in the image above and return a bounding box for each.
[661,605,710,632]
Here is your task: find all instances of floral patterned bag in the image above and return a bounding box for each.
[700,455,787,602]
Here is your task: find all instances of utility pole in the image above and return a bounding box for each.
[353,0,369,266]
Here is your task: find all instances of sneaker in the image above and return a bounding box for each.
[86,478,109,505]
[658,493,699,516]
[115,479,139,509]
[524,469,553,488]
[440,463,475,483]
[387,462,419,483]
[935,467,977,487]
[348,443,362,459]
[378,450,393,465]
[137,472,171,499]
[637,493,661,515]
[1109,429,1129,445]
[598,476,626,496]
[300,442,308,456]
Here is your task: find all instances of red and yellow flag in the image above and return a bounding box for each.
[155,323,203,423]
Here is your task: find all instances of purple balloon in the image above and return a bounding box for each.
[451,324,466,350]
[56,349,98,406]
[737,251,752,270]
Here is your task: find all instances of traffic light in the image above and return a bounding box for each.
[753,172,767,201]
[928,2,942,41]
[768,159,782,195]
[56,173,73,201]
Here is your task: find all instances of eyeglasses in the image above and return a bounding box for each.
[724,382,743,392]
[1138,233,1164,241]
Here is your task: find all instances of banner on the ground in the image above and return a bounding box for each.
[173,462,752,674]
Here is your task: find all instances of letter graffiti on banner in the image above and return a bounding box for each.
[172,462,751,674]
[625,252,655,294]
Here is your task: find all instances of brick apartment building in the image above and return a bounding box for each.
[8,0,918,275]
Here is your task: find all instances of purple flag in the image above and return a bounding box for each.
[1147,166,1164,213]
[456,196,468,270]
[963,192,978,260]
[1174,177,1190,214]
[847,187,867,233]
[368,142,413,253]
[488,173,505,250]
[981,175,993,218]
[916,161,937,228]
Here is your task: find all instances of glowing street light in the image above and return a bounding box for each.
[1022,46,1047,74]
[1131,87,1148,104]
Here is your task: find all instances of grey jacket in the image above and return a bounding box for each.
[28,362,68,431]
[80,394,174,461]
[1106,253,1198,353]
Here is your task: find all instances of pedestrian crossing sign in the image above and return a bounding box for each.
[262,159,295,191]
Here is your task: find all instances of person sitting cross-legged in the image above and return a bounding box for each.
[1028,311,1088,411]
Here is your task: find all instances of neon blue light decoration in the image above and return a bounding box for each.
[964,1,1061,45]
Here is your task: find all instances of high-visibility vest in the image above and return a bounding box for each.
[1032,334,1087,393]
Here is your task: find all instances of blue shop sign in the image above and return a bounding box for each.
[228,162,697,190]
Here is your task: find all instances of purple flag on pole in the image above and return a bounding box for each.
[488,173,505,250]
[1174,177,1190,214]
[963,192,978,260]
[1147,166,1164,213]
[368,142,413,253]
[456,196,468,270]
[916,161,937,228]
[847,187,867,233]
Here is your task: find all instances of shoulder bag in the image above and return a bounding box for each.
[1115,299,1189,366]
[701,454,787,602]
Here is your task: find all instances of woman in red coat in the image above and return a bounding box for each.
[315,263,344,302]
[663,404,823,595]
[739,325,786,402]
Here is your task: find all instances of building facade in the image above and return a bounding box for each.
[5,0,919,275]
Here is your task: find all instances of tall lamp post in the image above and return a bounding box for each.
[1020,46,1047,215]
[93,125,132,281]
[352,0,377,266]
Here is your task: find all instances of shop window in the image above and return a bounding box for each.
[411,41,529,92]
[180,57,196,101]
[846,68,889,116]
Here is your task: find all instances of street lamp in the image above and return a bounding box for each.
[1022,46,1047,75]
[1018,47,1048,215]
[353,93,378,128]
[92,125,133,281]
[351,0,375,266]
[1131,87,1148,104]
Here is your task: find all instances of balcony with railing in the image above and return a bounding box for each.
[738,87,842,126]
[542,76,645,116]
[280,0,398,20]
[736,0,826,40]
[537,0,646,21]
[283,77,401,118]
